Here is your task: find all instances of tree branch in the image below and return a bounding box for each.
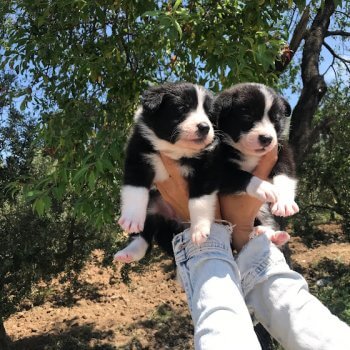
[275,6,310,73]
[326,30,350,37]
[289,5,310,54]
[289,0,336,166]
[323,41,350,73]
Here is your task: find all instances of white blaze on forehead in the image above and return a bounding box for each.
[246,85,277,144]
[228,85,278,157]
[259,85,274,119]
[177,85,214,140]
[136,86,214,159]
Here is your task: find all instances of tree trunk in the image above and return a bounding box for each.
[0,319,9,350]
[289,0,336,167]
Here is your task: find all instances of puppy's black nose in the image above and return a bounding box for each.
[197,122,210,136]
[259,135,273,146]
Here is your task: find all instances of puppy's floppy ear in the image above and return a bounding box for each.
[280,96,292,117]
[213,92,233,114]
[141,86,165,112]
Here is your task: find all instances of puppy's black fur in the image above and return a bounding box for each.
[186,84,293,193]
[116,82,215,262]
[116,83,297,261]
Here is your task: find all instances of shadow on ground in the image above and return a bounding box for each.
[9,303,193,350]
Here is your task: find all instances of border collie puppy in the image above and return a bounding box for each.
[115,82,215,262]
[179,82,299,244]
[216,83,298,216]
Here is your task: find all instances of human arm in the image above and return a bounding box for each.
[219,146,278,251]
[156,147,277,249]
[155,153,221,222]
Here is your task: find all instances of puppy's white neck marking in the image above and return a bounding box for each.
[238,155,261,172]
[138,121,201,159]
[143,153,169,182]
[223,133,262,172]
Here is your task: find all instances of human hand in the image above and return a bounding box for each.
[155,154,221,223]
[155,154,190,221]
[219,146,278,251]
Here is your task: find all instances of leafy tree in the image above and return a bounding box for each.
[1,0,349,222]
[294,84,350,238]
[278,0,350,164]
[0,0,293,225]
[0,75,117,348]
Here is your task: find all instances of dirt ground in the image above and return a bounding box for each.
[5,224,350,350]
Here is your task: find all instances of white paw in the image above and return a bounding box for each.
[191,223,211,245]
[113,251,136,263]
[118,213,146,233]
[113,236,148,263]
[119,185,149,233]
[271,199,299,217]
[272,231,290,246]
[252,226,290,246]
[247,177,278,203]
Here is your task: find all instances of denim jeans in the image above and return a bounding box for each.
[172,223,350,350]
[173,223,261,349]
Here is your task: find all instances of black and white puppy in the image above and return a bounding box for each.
[115,82,215,262]
[215,83,298,217]
[180,82,299,244]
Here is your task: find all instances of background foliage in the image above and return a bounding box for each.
[0,0,349,347]
[1,0,292,224]
[294,85,350,239]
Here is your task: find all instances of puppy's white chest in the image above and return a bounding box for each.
[238,156,261,173]
[143,154,170,182]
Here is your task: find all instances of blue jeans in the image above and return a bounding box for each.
[172,223,350,350]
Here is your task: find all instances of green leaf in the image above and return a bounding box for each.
[173,19,182,39]
[33,197,45,216]
[293,0,306,12]
[88,171,96,190]
[142,10,160,17]
[20,98,27,111]
[173,0,182,11]
[73,166,88,183]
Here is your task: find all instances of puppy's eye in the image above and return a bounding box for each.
[239,108,253,118]
[269,113,280,123]
[178,104,191,113]
[241,113,253,122]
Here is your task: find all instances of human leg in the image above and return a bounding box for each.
[173,223,261,350]
[236,233,350,350]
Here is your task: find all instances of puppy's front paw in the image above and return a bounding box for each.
[118,211,146,233]
[191,224,210,245]
[119,185,149,233]
[271,199,299,217]
[247,177,278,203]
